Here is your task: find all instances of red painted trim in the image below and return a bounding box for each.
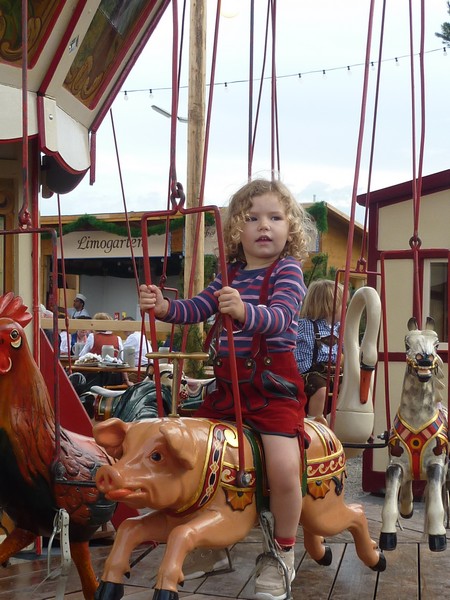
[39,0,89,94]
[89,130,96,184]
[0,134,38,144]
[37,93,46,151]
[91,0,171,131]
[366,203,379,289]
[358,169,450,209]
[377,248,450,261]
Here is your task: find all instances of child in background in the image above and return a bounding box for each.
[295,279,344,422]
[140,178,314,600]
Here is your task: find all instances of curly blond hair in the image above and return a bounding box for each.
[222,178,316,263]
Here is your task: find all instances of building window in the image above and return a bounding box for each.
[424,259,448,344]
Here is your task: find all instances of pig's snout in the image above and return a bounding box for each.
[96,465,124,493]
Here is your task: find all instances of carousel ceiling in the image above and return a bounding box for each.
[0,0,170,187]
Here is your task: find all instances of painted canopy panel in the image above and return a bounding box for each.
[0,0,170,176]
[0,0,63,69]
[63,0,152,109]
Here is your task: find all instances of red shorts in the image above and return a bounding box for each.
[195,351,306,439]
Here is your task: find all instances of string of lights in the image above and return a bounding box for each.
[121,46,448,99]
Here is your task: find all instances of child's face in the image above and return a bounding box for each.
[239,193,289,269]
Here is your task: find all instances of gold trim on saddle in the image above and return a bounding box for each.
[305,420,346,499]
[306,420,346,482]
[169,421,257,516]
[221,461,257,510]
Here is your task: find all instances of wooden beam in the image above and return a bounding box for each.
[40,318,172,334]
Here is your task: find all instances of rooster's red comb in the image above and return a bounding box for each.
[0,292,33,327]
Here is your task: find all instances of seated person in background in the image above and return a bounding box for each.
[295,279,344,422]
[60,316,91,355]
[77,312,125,389]
[78,312,123,358]
[122,316,153,366]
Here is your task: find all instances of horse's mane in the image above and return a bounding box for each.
[0,292,32,327]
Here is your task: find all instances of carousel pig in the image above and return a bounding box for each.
[93,416,385,600]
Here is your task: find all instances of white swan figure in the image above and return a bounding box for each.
[333,286,382,455]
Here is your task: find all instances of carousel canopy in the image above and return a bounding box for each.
[0,0,170,189]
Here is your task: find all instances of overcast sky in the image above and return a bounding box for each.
[41,0,450,225]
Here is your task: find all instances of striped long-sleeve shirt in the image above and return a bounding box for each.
[163,257,306,356]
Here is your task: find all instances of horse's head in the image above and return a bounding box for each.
[405,317,439,383]
[155,363,189,401]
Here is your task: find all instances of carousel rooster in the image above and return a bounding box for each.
[0,293,116,600]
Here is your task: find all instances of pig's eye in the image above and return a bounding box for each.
[151,452,162,462]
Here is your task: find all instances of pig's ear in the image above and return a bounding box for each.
[93,418,131,459]
[160,420,198,470]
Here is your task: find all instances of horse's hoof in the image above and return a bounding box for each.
[153,590,179,600]
[400,510,413,519]
[315,545,332,566]
[429,534,447,552]
[370,551,386,572]
[94,581,124,600]
[379,532,397,551]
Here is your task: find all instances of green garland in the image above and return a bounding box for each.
[44,203,326,239]
[306,201,328,233]
[44,212,216,239]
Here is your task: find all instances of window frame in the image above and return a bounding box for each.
[422,257,448,350]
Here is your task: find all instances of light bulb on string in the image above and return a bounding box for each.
[371,61,375,71]
[224,82,228,91]
[149,89,153,98]
[124,90,128,101]
[347,65,351,76]
[220,0,240,18]
[322,69,327,79]
[444,47,448,56]
[395,57,399,66]
[298,73,302,83]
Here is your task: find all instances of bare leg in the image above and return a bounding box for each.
[261,434,302,539]
[307,387,327,419]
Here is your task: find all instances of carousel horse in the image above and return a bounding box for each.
[380,317,448,552]
[83,363,215,422]
[91,286,385,600]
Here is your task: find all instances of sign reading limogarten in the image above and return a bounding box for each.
[58,231,170,259]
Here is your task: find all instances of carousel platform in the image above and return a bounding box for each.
[1,457,449,599]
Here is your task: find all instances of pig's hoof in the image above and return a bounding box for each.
[94,580,124,600]
[315,545,332,566]
[370,551,386,572]
[153,589,179,600]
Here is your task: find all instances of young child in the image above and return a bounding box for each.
[295,279,344,422]
[140,178,314,600]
